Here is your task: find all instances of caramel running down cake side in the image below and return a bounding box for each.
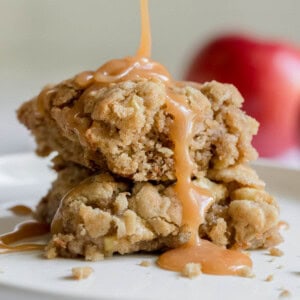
[15,0,282,276]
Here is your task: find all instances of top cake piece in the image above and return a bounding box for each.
[18,78,258,181]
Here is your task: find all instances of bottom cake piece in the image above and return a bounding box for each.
[36,158,282,261]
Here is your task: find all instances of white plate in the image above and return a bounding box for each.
[0,153,299,300]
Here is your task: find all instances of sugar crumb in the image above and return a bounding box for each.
[139,260,151,267]
[269,247,284,257]
[264,274,273,282]
[181,263,202,278]
[71,266,94,280]
[279,289,291,298]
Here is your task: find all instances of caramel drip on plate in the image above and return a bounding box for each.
[8,205,33,216]
[0,221,49,253]
[157,240,252,275]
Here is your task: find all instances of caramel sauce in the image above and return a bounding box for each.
[75,57,170,87]
[36,85,55,116]
[165,88,213,244]
[157,240,252,275]
[0,221,49,253]
[8,205,33,216]
[74,0,168,87]
[35,0,252,275]
[75,71,95,88]
[136,0,151,58]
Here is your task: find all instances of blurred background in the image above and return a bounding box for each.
[1,0,299,166]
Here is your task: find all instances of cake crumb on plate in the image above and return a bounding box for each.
[71,266,94,280]
[269,247,284,257]
[279,289,291,298]
[181,263,202,278]
[236,266,255,278]
[264,274,273,282]
[139,260,151,267]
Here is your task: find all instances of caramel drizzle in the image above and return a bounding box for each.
[8,205,33,216]
[0,221,49,253]
[165,88,212,244]
[75,57,170,88]
[74,0,162,87]
[36,85,56,116]
[34,0,251,275]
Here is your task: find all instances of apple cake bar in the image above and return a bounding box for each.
[17,78,282,260]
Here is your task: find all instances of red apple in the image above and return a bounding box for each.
[185,34,300,157]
